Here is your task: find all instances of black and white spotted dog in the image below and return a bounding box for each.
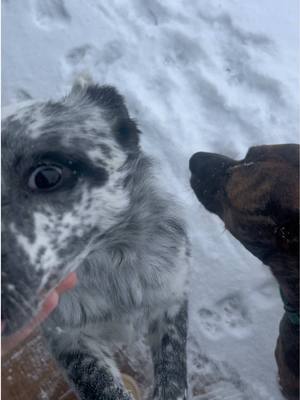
[2,81,190,400]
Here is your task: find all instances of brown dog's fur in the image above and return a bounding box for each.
[189,144,299,400]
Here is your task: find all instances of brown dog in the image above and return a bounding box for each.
[189,144,299,400]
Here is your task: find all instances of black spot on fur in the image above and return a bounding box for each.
[114,118,140,150]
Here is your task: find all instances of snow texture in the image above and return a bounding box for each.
[2,0,299,399]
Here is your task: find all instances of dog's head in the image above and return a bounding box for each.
[189,144,299,269]
[1,84,140,335]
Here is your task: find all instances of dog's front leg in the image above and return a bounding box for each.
[48,333,134,400]
[148,299,188,400]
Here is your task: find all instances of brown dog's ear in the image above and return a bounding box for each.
[275,211,299,256]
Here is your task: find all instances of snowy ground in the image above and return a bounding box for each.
[2,0,299,399]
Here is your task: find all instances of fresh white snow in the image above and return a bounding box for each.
[2,0,299,399]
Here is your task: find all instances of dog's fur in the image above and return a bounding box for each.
[1,83,190,400]
[189,144,299,400]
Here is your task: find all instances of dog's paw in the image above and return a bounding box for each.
[152,385,188,400]
[153,394,187,400]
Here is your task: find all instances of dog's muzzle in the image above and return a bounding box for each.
[189,152,236,215]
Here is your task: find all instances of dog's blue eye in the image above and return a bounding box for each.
[29,165,63,190]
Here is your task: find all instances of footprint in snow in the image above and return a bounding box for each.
[33,0,71,29]
[65,45,94,66]
[198,308,224,340]
[217,293,251,337]
[163,29,208,67]
[198,293,251,339]
[62,41,123,82]
[189,344,272,400]
[130,0,170,26]
[65,41,123,67]
[99,41,123,65]
[249,280,280,311]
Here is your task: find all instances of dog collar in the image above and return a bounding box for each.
[279,287,300,326]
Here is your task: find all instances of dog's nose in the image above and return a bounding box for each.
[189,152,235,178]
[189,152,237,216]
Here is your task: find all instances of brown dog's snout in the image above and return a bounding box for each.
[189,152,236,177]
[189,152,236,215]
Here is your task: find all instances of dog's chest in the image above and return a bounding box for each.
[56,244,188,333]
[80,259,185,313]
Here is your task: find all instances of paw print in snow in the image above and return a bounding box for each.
[198,293,251,340]
[198,308,224,340]
[33,0,71,29]
[62,40,123,82]
[217,294,251,337]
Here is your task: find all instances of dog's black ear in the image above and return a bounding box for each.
[85,85,128,115]
[84,84,140,150]
[113,117,140,150]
